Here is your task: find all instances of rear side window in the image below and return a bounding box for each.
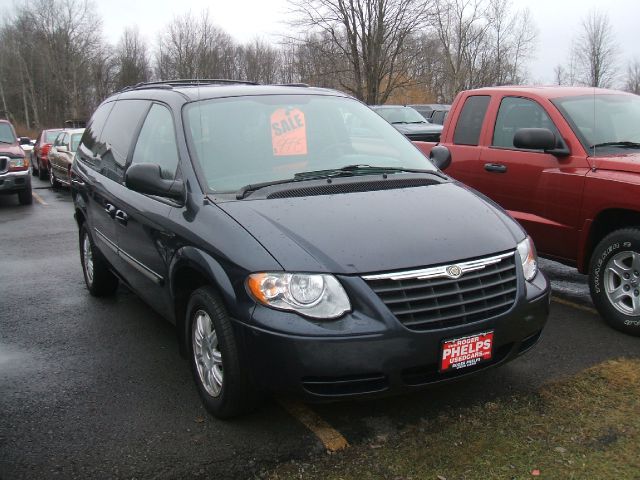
[492,97,560,149]
[78,102,113,172]
[98,100,150,181]
[453,96,490,146]
[130,104,179,180]
[79,102,113,157]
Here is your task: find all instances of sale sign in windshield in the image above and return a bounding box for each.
[440,332,494,372]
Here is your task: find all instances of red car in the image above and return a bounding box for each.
[415,86,640,336]
[31,128,63,180]
[0,119,32,204]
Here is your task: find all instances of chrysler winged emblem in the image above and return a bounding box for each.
[445,264,463,279]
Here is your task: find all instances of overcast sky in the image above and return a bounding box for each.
[2,0,638,85]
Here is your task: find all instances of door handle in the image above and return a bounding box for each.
[115,210,128,226]
[104,203,116,218]
[484,163,507,173]
[71,177,85,187]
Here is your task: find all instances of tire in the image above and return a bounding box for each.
[50,167,61,189]
[187,286,258,418]
[38,158,48,180]
[18,184,32,205]
[79,224,119,296]
[589,227,640,336]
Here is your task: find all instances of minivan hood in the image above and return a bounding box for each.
[219,181,522,274]
[591,152,640,174]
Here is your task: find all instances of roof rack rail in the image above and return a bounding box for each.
[273,83,310,88]
[120,79,259,92]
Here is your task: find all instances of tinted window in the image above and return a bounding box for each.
[98,100,149,181]
[130,104,179,180]
[453,96,490,146]
[492,97,560,149]
[78,102,114,169]
[432,110,447,125]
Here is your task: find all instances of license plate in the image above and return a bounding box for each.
[440,331,494,372]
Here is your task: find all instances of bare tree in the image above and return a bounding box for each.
[624,59,640,95]
[287,0,434,104]
[428,0,536,102]
[114,27,151,90]
[572,10,618,88]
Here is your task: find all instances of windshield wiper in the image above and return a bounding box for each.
[0,140,13,144]
[236,177,300,199]
[294,164,447,181]
[236,165,447,199]
[589,141,640,149]
[391,121,408,125]
[408,121,427,124]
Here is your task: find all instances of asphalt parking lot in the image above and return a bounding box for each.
[1,179,639,480]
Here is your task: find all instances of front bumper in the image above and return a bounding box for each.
[0,169,31,193]
[238,270,550,401]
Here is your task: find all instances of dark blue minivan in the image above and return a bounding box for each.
[71,81,549,418]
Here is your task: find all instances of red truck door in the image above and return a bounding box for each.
[474,95,590,261]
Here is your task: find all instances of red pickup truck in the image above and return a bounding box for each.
[417,86,640,336]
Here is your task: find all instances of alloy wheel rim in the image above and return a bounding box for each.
[604,250,640,316]
[83,233,94,285]
[192,309,223,397]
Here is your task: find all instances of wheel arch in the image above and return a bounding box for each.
[583,208,640,271]
[169,247,238,357]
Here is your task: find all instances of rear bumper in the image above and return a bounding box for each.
[238,272,550,401]
[0,169,31,193]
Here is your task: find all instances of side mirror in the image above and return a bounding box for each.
[429,145,452,170]
[125,163,184,201]
[513,128,571,158]
[57,145,68,152]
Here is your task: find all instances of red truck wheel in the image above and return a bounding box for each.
[589,228,640,336]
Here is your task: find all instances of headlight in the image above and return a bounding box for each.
[517,236,538,281]
[9,157,27,168]
[247,272,350,319]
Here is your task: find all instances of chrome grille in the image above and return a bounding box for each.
[363,252,518,331]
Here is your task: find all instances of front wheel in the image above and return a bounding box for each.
[187,286,258,418]
[589,228,640,336]
[79,224,118,296]
[18,184,32,205]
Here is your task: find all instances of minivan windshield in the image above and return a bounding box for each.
[0,123,16,143]
[184,95,437,192]
[552,94,640,153]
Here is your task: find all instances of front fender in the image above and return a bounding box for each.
[169,246,238,311]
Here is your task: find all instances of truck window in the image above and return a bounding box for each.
[453,96,490,146]
[492,97,560,149]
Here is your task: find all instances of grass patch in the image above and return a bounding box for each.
[265,358,640,479]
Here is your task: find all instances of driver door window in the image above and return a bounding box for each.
[492,97,560,149]
[130,104,179,180]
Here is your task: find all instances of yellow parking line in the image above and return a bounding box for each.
[32,192,48,205]
[552,296,598,315]
[278,398,349,452]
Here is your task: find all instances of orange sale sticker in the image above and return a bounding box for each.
[271,108,308,156]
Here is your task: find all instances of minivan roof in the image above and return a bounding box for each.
[113,82,350,103]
